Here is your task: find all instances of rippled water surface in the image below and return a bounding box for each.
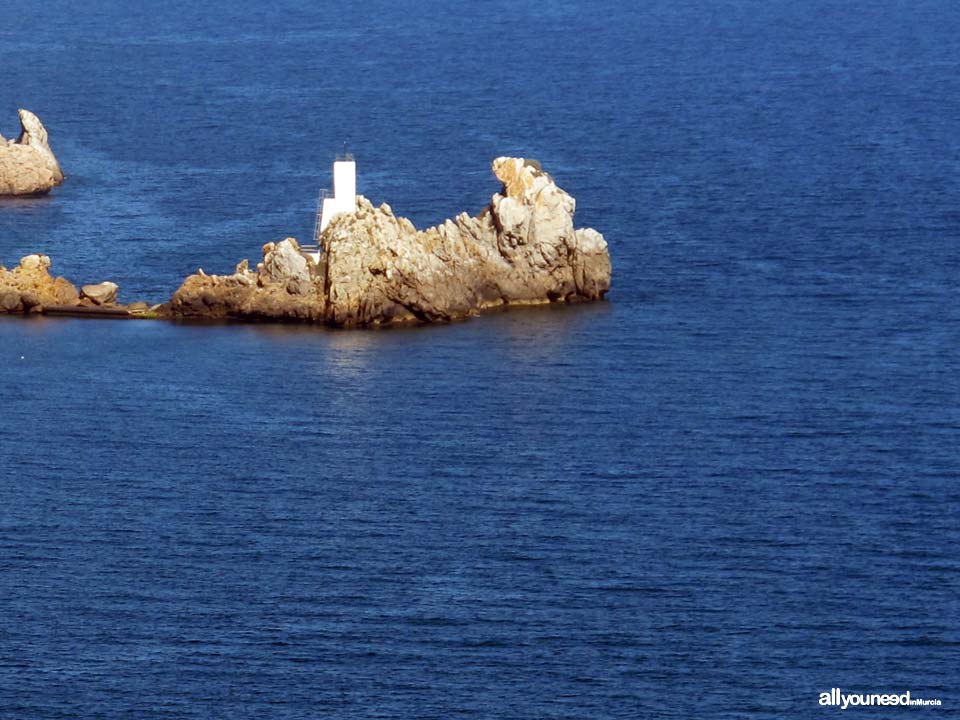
[1,1,959,717]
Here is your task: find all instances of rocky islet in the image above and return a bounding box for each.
[2,146,611,326]
[0,109,65,196]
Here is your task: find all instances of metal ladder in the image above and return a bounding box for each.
[299,188,329,256]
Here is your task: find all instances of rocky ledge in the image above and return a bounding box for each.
[0,254,151,317]
[170,157,610,326]
[0,109,65,196]
[170,241,325,322]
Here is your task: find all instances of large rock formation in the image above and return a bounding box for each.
[0,110,65,196]
[0,254,80,312]
[170,157,610,326]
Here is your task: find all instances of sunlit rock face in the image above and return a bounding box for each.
[169,158,611,326]
[169,239,326,321]
[0,109,65,196]
[0,254,79,313]
[320,156,610,326]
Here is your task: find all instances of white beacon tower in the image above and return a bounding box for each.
[310,154,357,263]
[320,156,357,231]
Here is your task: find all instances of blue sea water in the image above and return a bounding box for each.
[1,0,959,717]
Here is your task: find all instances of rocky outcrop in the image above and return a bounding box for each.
[169,239,326,321]
[321,157,610,325]
[0,254,80,312]
[169,157,610,326]
[0,110,65,196]
[0,254,136,317]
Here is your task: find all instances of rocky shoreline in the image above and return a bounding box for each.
[0,254,156,318]
[2,156,611,327]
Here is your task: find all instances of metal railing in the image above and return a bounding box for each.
[312,188,329,245]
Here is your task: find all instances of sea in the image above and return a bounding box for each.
[1,1,958,717]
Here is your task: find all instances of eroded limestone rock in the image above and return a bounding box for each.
[169,238,326,321]
[0,254,80,312]
[168,157,611,326]
[0,110,65,196]
[320,157,611,326]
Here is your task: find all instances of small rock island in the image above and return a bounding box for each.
[1,156,611,327]
[0,109,64,196]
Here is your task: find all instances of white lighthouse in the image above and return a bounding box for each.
[320,155,357,232]
[309,155,358,263]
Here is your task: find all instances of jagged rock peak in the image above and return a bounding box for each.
[318,156,610,326]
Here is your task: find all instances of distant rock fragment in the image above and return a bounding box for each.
[80,282,119,306]
[0,109,65,196]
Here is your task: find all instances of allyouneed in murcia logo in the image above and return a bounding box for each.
[819,688,942,709]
